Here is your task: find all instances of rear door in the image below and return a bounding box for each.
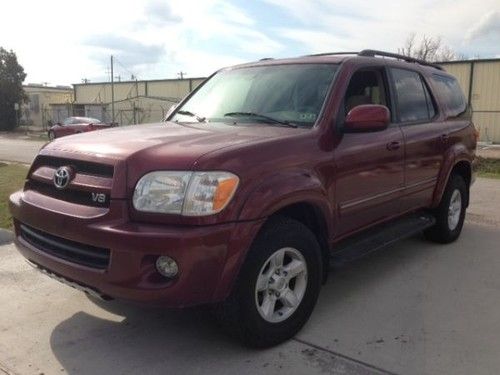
[389,68,444,211]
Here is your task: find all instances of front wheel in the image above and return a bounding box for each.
[216,216,322,347]
[425,174,467,243]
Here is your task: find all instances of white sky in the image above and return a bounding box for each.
[1,0,499,85]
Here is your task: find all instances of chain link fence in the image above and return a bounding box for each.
[46,97,179,129]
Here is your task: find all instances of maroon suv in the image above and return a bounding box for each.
[9,50,477,347]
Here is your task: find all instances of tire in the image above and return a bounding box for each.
[424,174,467,243]
[48,131,55,141]
[215,216,323,347]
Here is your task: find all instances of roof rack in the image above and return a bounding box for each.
[306,52,359,57]
[305,50,444,70]
[358,49,444,70]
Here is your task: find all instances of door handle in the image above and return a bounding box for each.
[386,141,401,151]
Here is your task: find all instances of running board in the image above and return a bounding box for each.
[331,212,436,266]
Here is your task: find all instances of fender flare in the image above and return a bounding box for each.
[211,170,333,301]
[432,145,473,208]
[237,170,332,223]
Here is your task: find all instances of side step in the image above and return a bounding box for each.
[331,212,436,266]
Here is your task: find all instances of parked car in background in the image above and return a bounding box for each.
[48,117,115,140]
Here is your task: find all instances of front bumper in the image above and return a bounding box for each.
[9,190,264,307]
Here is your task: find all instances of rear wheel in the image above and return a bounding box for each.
[216,216,322,347]
[425,174,467,243]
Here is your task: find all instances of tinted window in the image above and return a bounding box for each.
[431,74,467,117]
[391,68,435,123]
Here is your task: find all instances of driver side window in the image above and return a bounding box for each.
[344,69,389,115]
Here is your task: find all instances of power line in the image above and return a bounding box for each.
[114,56,139,81]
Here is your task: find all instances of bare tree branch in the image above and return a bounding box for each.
[398,34,461,62]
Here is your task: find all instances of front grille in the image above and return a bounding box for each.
[26,180,110,207]
[20,224,110,269]
[34,155,114,178]
[27,156,114,208]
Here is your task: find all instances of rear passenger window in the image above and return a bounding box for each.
[391,68,436,123]
[431,74,467,117]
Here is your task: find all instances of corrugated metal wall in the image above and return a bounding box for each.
[440,59,500,143]
[72,78,206,125]
[74,78,205,104]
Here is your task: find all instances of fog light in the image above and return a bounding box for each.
[156,256,178,278]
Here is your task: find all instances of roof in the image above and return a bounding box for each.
[23,84,73,92]
[227,50,445,72]
[73,77,206,87]
[436,57,500,65]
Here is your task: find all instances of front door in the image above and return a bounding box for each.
[335,67,405,236]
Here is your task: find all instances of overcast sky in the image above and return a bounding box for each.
[1,0,499,85]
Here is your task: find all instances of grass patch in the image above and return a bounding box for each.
[0,163,29,229]
[477,157,500,179]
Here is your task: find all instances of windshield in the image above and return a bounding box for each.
[170,64,339,128]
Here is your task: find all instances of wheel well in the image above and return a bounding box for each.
[450,161,471,206]
[271,203,330,283]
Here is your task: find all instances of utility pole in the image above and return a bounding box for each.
[111,55,115,124]
[177,71,186,79]
[14,103,19,129]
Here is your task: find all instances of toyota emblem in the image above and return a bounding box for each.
[53,166,73,189]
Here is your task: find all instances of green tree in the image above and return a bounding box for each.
[0,48,26,130]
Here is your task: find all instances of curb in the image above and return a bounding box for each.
[0,229,14,245]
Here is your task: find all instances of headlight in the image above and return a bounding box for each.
[132,171,239,216]
[132,171,192,214]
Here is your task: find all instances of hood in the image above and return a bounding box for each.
[40,121,296,170]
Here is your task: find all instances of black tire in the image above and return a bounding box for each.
[48,131,55,141]
[215,216,323,348]
[424,174,467,243]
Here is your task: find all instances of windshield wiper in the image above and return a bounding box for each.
[176,110,206,122]
[224,112,297,128]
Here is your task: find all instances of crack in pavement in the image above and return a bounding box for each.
[0,361,18,375]
[293,337,399,375]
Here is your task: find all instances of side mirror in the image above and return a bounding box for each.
[344,104,390,132]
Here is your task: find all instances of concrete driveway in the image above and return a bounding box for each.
[0,135,45,164]
[1,167,500,374]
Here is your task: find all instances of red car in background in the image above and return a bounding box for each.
[48,117,115,140]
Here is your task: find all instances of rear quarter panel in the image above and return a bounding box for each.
[423,67,477,207]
